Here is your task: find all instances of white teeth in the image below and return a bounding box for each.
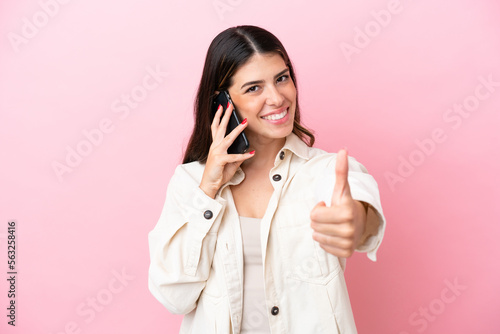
[262,108,287,120]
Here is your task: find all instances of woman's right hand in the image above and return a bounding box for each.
[199,102,255,199]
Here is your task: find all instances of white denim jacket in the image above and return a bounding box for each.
[148,132,386,334]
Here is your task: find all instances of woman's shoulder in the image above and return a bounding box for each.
[176,160,205,172]
[285,133,369,173]
[302,147,370,174]
[168,161,206,186]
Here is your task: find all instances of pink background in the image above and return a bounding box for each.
[1,1,499,333]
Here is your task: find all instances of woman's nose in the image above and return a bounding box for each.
[265,85,285,106]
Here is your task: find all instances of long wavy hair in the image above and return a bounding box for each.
[182,25,315,164]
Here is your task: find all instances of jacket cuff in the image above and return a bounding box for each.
[183,186,225,275]
[314,170,386,262]
[348,173,386,261]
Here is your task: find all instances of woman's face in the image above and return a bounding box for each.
[227,53,296,145]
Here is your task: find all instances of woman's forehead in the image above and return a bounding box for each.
[231,53,287,84]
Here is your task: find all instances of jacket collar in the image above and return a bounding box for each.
[281,131,312,161]
[221,132,312,190]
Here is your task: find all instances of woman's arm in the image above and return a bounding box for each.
[148,165,225,314]
[149,103,256,314]
[310,149,386,260]
[357,201,381,248]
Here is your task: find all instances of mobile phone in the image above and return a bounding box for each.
[211,91,250,154]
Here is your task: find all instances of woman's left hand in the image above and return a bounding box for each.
[310,149,368,258]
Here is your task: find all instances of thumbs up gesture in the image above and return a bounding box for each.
[310,149,368,258]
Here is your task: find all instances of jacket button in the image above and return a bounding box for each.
[203,210,213,219]
[279,151,285,160]
[271,306,279,316]
[272,174,281,182]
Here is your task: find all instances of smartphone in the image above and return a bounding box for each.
[211,91,250,154]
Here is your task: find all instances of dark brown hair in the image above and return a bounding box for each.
[182,25,315,164]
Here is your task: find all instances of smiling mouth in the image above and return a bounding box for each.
[261,108,288,121]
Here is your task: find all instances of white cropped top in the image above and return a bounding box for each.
[239,216,272,334]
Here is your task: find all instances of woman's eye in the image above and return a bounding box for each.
[277,75,289,83]
[245,75,288,93]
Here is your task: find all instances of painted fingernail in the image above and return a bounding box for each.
[217,104,222,110]
[226,101,231,109]
[241,118,247,125]
[249,150,255,155]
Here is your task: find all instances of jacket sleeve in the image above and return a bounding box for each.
[315,154,386,261]
[347,157,386,262]
[148,163,226,314]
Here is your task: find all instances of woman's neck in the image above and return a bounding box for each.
[240,135,286,171]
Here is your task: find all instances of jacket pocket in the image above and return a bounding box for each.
[278,223,342,284]
[200,264,224,305]
[197,262,233,334]
[199,293,233,334]
[325,273,358,333]
[275,193,342,284]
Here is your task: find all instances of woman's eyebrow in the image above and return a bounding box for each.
[240,68,290,90]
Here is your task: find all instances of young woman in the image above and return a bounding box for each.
[148,25,386,334]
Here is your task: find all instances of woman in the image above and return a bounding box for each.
[148,25,386,333]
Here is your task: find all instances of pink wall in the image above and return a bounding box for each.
[1,0,499,333]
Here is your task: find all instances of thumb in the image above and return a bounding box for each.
[311,201,327,220]
[332,148,352,206]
